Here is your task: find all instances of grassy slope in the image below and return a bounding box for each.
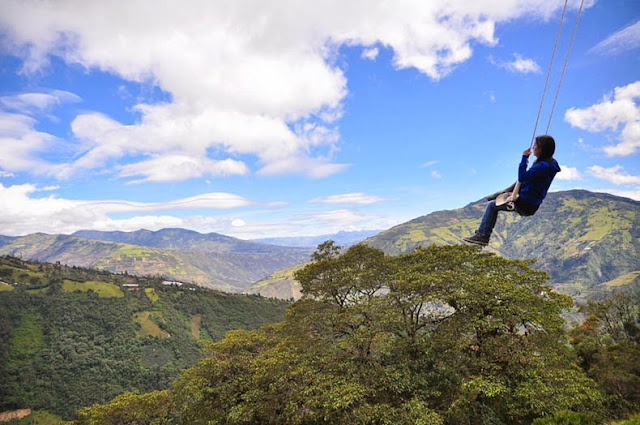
[243,263,307,300]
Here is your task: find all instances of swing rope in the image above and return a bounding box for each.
[545,0,585,134]
[529,0,568,149]
[501,0,584,209]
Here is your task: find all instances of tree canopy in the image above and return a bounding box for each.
[75,244,607,425]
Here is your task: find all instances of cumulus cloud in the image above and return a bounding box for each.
[309,192,388,205]
[587,165,640,185]
[0,183,265,236]
[589,20,640,56]
[555,165,581,180]
[565,81,640,156]
[0,0,581,181]
[492,53,540,73]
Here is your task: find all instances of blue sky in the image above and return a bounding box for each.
[0,0,638,239]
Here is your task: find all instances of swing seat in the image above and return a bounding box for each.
[495,192,539,216]
[495,192,516,211]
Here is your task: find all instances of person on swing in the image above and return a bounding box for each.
[464,135,561,246]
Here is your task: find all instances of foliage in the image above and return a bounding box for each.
[75,391,174,425]
[531,410,595,425]
[0,256,290,420]
[571,291,640,419]
[608,419,640,425]
[76,244,605,424]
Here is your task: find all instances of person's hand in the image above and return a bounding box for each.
[523,147,532,156]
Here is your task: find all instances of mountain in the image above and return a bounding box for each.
[247,190,640,301]
[244,263,306,300]
[73,228,296,253]
[251,229,383,248]
[0,255,290,421]
[0,232,312,293]
[0,235,16,247]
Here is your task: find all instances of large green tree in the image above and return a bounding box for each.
[75,244,603,425]
[571,291,640,418]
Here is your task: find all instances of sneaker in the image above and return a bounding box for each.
[463,233,489,246]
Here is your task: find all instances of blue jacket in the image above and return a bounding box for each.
[518,155,561,206]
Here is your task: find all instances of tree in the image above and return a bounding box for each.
[76,244,604,424]
[571,291,640,418]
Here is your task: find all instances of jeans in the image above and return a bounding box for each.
[477,200,512,238]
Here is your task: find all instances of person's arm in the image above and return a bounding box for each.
[517,147,548,182]
[518,152,530,182]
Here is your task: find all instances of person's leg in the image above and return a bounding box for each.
[464,201,509,245]
[478,200,501,238]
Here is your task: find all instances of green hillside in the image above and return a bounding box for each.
[243,263,306,300]
[0,255,290,421]
[367,190,639,299]
[0,233,311,293]
[248,190,639,300]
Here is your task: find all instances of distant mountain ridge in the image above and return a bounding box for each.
[0,230,312,293]
[247,190,640,300]
[73,228,300,253]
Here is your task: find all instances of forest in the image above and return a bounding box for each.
[0,255,290,421]
[70,244,639,425]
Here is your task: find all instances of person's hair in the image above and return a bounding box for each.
[534,134,555,164]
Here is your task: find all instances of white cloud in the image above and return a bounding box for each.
[0,183,268,236]
[587,165,640,185]
[293,208,396,233]
[0,170,15,177]
[565,80,640,156]
[494,53,541,74]
[118,154,249,183]
[0,111,59,173]
[362,47,379,60]
[589,20,640,56]
[257,156,350,178]
[431,170,443,179]
[0,90,80,115]
[0,0,582,181]
[555,165,581,180]
[591,188,640,201]
[421,160,439,168]
[309,192,387,205]
[0,90,82,175]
